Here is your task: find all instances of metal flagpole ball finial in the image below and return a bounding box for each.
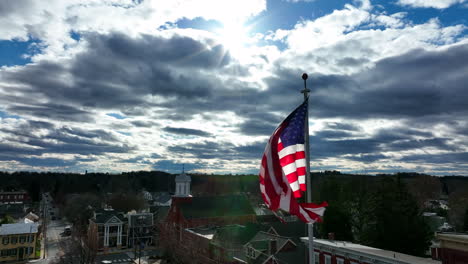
[302,73,308,80]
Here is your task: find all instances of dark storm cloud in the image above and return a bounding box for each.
[121,155,154,164]
[314,130,354,139]
[131,120,156,128]
[166,124,457,163]
[13,157,78,167]
[345,153,388,163]
[8,103,94,122]
[307,44,468,119]
[0,121,133,158]
[0,32,234,114]
[400,152,468,164]
[325,122,361,131]
[167,140,264,161]
[163,127,211,137]
[60,127,118,142]
[385,138,458,152]
[239,112,281,136]
[310,136,382,160]
[337,57,370,67]
[1,28,467,172]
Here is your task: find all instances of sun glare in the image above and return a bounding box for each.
[216,21,251,58]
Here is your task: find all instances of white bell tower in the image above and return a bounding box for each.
[174,169,191,197]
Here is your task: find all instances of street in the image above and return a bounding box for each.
[35,193,161,264]
[35,193,69,264]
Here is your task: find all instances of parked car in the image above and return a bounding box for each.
[64,226,71,236]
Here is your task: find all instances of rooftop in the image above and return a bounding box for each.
[186,226,217,240]
[301,238,440,264]
[437,232,468,243]
[178,194,255,219]
[92,209,126,224]
[175,173,191,182]
[0,223,38,235]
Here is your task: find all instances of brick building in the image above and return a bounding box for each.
[160,172,257,263]
[0,191,30,204]
[300,237,440,264]
[434,233,468,264]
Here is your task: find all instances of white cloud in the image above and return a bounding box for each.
[0,0,266,60]
[397,0,467,9]
[271,2,466,75]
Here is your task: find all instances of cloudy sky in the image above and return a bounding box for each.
[0,0,467,175]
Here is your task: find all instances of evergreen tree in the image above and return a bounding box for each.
[463,208,468,232]
[0,215,15,225]
[361,176,432,256]
[321,205,353,241]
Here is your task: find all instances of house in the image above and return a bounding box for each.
[0,191,30,205]
[300,237,441,264]
[23,212,39,223]
[151,192,172,207]
[433,233,468,264]
[210,224,263,263]
[0,223,38,262]
[88,208,128,251]
[236,231,306,264]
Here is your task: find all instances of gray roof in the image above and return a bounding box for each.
[175,173,191,182]
[92,209,126,224]
[152,192,172,204]
[0,223,38,235]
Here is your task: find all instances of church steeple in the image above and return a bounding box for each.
[174,169,191,197]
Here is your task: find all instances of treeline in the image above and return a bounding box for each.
[1,170,468,256]
[313,174,432,256]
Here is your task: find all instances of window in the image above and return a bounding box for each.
[11,236,17,244]
[1,249,8,256]
[19,236,26,243]
[337,258,344,264]
[29,235,35,242]
[246,246,256,259]
[2,237,9,245]
[314,253,319,264]
[325,255,331,264]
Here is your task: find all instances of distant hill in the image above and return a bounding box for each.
[1,170,467,202]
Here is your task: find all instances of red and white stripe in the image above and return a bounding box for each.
[259,123,327,224]
[278,138,306,198]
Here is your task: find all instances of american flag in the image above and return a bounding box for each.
[259,100,327,223]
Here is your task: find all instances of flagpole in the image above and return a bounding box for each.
[301,73,314,264]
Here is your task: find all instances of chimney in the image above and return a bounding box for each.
[269,239,278,254]
[328,232,335,241]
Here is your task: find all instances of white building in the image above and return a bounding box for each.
[301,237,440,264]
[174,172,191,197]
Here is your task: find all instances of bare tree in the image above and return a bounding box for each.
[53,224,97,264]
[448,188,468,231]
[108,192,146,212]
[407,175,442,210]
